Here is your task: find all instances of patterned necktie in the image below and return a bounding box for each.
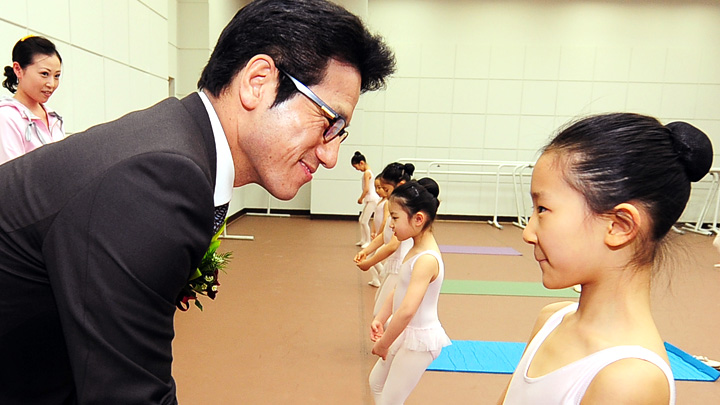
[213,203,229,234]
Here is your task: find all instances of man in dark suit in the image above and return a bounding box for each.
[0,0,395,403]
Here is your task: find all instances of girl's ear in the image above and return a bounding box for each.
[413,211,427,228]
[605,203,642,248]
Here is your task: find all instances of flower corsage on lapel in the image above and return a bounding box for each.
[176,222,233,311]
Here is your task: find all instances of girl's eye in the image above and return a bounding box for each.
[537,206,548,213]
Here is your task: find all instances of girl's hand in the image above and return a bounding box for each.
[356,260,371,271]
[370,320,384,342]
[357,197,363,204]
[370,231,377,239]
[354,251,367,262]
[372,340,389,360]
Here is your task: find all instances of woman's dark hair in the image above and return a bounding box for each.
[545,113,712,263]
[390,177,440,230]
[379,162,415,186]
[198,0,395,106]
[3,36,62,93]
[351,151,366,165]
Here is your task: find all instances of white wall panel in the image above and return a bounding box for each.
[521,81,557,116]
[420,43,455,78]
[0,23,27,98]
[416,113,451,148]
[383,77,419,112]
[450,115,485,149]
[486,80,523,115]
[660,84,698,119]
[383,112,417,147]
[593,46,631,82]
[558,46,595,81]
[452,79,487,114]
[27,0,70,42]
[454,44,490,79]
[628,47,666,83]
[665,47,703,84]
[129,1,168,77]
[418,78,453,113]
[69,0,104,55]
[391,42,421,77]
[102,0,130,64]
[524,46,560,81]
[68,48,105,132]
[590,81,627,113]
[555,81,593,116]
[142,0,169,17]
[488,46,525,80]
[103,58,134,122]
[626,83,663,116]
[696,85,720,120]
[484,115,519,149]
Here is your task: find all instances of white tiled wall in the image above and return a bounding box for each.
[312,0,720,221]
[2,1,718,221]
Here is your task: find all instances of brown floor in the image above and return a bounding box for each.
[172,216,720,404]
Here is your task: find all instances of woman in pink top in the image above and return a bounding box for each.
[500,113,713,404]
[1,36,64,164]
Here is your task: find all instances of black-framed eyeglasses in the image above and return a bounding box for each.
[278,68,349,143]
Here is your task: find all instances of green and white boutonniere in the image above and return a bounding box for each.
[176,222,232,311]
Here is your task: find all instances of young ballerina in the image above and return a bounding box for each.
[355,162,415,314]
[365,176,388,287]
[352,151,381,248]
[372,176,387,241]
[368,177,452,405]
[500,113,713,404]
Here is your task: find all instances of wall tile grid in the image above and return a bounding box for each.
[342,37,720,219]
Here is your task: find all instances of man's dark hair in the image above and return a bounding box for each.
[198,0,395,105]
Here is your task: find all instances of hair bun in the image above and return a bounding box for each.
[417,177,440,199]
[666,122,713,182]
[403,163,415,177]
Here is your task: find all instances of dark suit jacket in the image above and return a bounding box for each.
[0,93,217,404]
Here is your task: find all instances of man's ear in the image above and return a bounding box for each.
[605,203,642,248]
[237,54,277,110]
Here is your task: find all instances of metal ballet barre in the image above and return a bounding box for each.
[681,168,720,235]
[399,158,533,230]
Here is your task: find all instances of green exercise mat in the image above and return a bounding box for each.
[441,280,579,298]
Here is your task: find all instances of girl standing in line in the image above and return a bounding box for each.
[500,113,713,404]
[355,162,415,314]
[352,151,381,248]
[371,176,387,241]
[368,177,451,405]
[1,36,64,164]
[365,176,388,287]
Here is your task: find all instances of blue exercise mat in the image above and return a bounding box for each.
[428,340,720,382]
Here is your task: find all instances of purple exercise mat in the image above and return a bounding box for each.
[439,245,522,256]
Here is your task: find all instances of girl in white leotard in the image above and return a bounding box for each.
[500,114,713,405]
[368,178,451,405]
[355,163,415,314]
[351,151,380,248]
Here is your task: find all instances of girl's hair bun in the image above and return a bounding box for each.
[666,121,713,182]
[403,163,415,177]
